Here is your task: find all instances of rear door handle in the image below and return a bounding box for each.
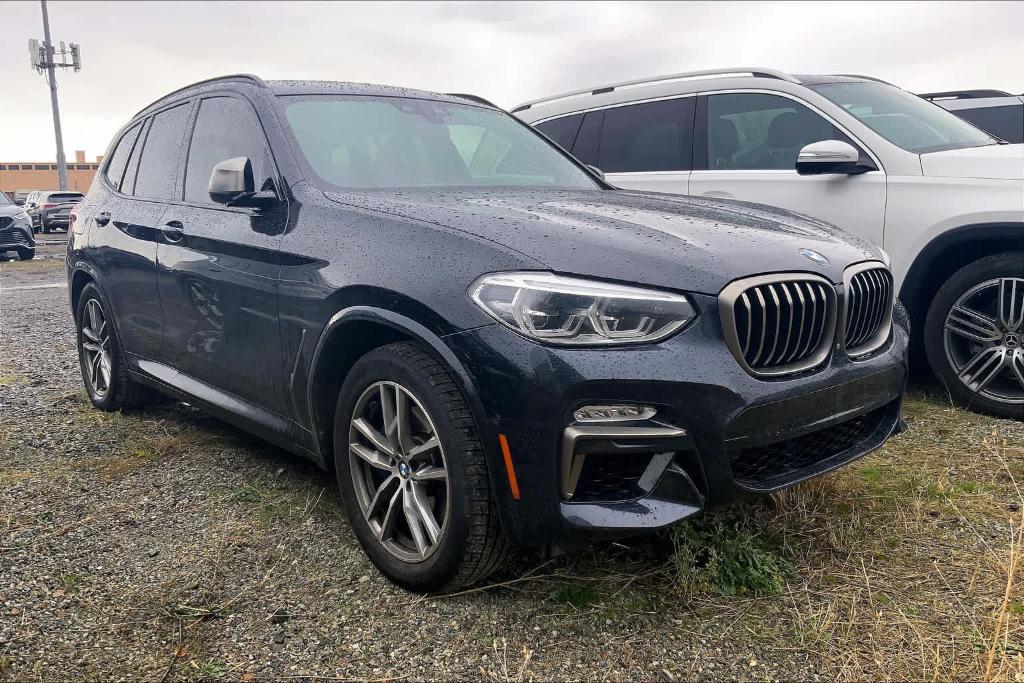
[95,211,111,227]
[160,220,184,243]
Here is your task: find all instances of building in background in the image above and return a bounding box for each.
[0,150,102,195]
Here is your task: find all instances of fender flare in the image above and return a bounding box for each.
[305,306,505,498]
[898,221,1024,316]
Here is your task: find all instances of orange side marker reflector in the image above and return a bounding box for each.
[498,433,521,500]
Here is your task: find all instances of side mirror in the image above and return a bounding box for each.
[586,164,605,180]
[796,140,873,175]
[208,157,280,209]
[209,157,254,204]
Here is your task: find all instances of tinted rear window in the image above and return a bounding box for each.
[953,105,1024,144]
[535,114,583,151]
[598,98,694,173]
[134,103,191,200]
[105,125,141,189]
[48,193,84,203]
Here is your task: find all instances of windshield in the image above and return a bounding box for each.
[809,82,997,153]
[0,192,12,206]
[281,95,599,190]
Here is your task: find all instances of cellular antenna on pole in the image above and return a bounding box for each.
[29,0,82,191]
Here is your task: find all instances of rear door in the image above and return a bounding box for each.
[86,110,186,363]
[156,94,289,415]
[687,91,887,246]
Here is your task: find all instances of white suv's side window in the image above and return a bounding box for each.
[705,93,840,170]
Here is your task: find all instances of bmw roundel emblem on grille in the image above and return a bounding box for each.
[799,248,830,266]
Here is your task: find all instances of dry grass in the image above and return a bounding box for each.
[746,394,1024,680]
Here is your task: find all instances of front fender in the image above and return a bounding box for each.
[305,307,516,535]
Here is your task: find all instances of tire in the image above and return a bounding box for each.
[924,252,1024,420]
[17,248,35,261]
[333,342,511,593]
[75,282,160,411]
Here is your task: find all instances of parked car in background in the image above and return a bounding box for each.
[0,190,36,260]
[515,68,1024,419]
[25,190,85,233]
[68,74,908,591]
[920,90,1024,144]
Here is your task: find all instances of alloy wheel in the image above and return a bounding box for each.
[943,277,1024,405]
[348,381,450,563]
[80,298,113,399]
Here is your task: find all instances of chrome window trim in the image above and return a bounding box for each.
[530,92,698,126]
[718,271,838,378]
[842,260,894,359]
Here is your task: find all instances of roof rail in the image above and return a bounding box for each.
[133,74,267,118]
[445,92,500,108]
[831,74,894,86]
[511,67,800,113]
[918,89,1014,101]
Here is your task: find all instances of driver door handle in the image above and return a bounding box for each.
[160,220,184,243]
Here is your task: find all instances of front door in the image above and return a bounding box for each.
[156,94,289,415]
[687,92,887,247]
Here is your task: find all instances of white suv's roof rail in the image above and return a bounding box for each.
[511,67,801,113]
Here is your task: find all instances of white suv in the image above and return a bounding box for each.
[514,68,1024,419]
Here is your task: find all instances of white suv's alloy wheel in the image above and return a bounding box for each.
[348,381,450,563]
[943,277,1024,405]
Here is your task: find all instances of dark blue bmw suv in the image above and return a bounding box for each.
[67,74,908,592]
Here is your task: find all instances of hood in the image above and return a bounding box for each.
[324,188,882,294]
[0,204,27,218]
[920,143,1024,180]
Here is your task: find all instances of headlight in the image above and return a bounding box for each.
[469,272,697,346]
[13,210,29,221]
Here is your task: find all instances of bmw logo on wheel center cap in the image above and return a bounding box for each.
[799,248,830,266]
[398,461,411,478]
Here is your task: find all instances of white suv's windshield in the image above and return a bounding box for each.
[0,192,12,206]
[282,95,599,190]
[810,82,997,154]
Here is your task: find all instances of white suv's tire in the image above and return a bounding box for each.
[924,253,1024,420]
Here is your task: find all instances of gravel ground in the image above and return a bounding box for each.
[2,244,1021,681]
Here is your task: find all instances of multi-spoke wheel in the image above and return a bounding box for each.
[333,342,510,592]
[926,254,1024,420]
[81,298,114,398]
[75,283,159,411]
[349,381,450,562]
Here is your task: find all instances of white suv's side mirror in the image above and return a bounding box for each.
[796,140,871,175]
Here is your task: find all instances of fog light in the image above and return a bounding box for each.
[573,405,656,423]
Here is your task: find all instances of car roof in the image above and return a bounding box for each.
[512,68,887,121]
[132,74,497,122]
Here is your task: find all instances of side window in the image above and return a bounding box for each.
[704,93,841,171]
[570,110,603,166]
[954,105,1024,144]
[535,114,583,152]
[104,124,141,188]
[184,96,274,204]
[121,119,150,195]
[134,103,191,200]
[597,98,694,173]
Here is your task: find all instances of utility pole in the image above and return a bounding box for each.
[29,0,81,191]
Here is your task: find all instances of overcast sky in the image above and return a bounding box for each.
[4,0,1023,161]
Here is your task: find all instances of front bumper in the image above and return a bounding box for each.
[445,292,909,548]
[0,222,35,251]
